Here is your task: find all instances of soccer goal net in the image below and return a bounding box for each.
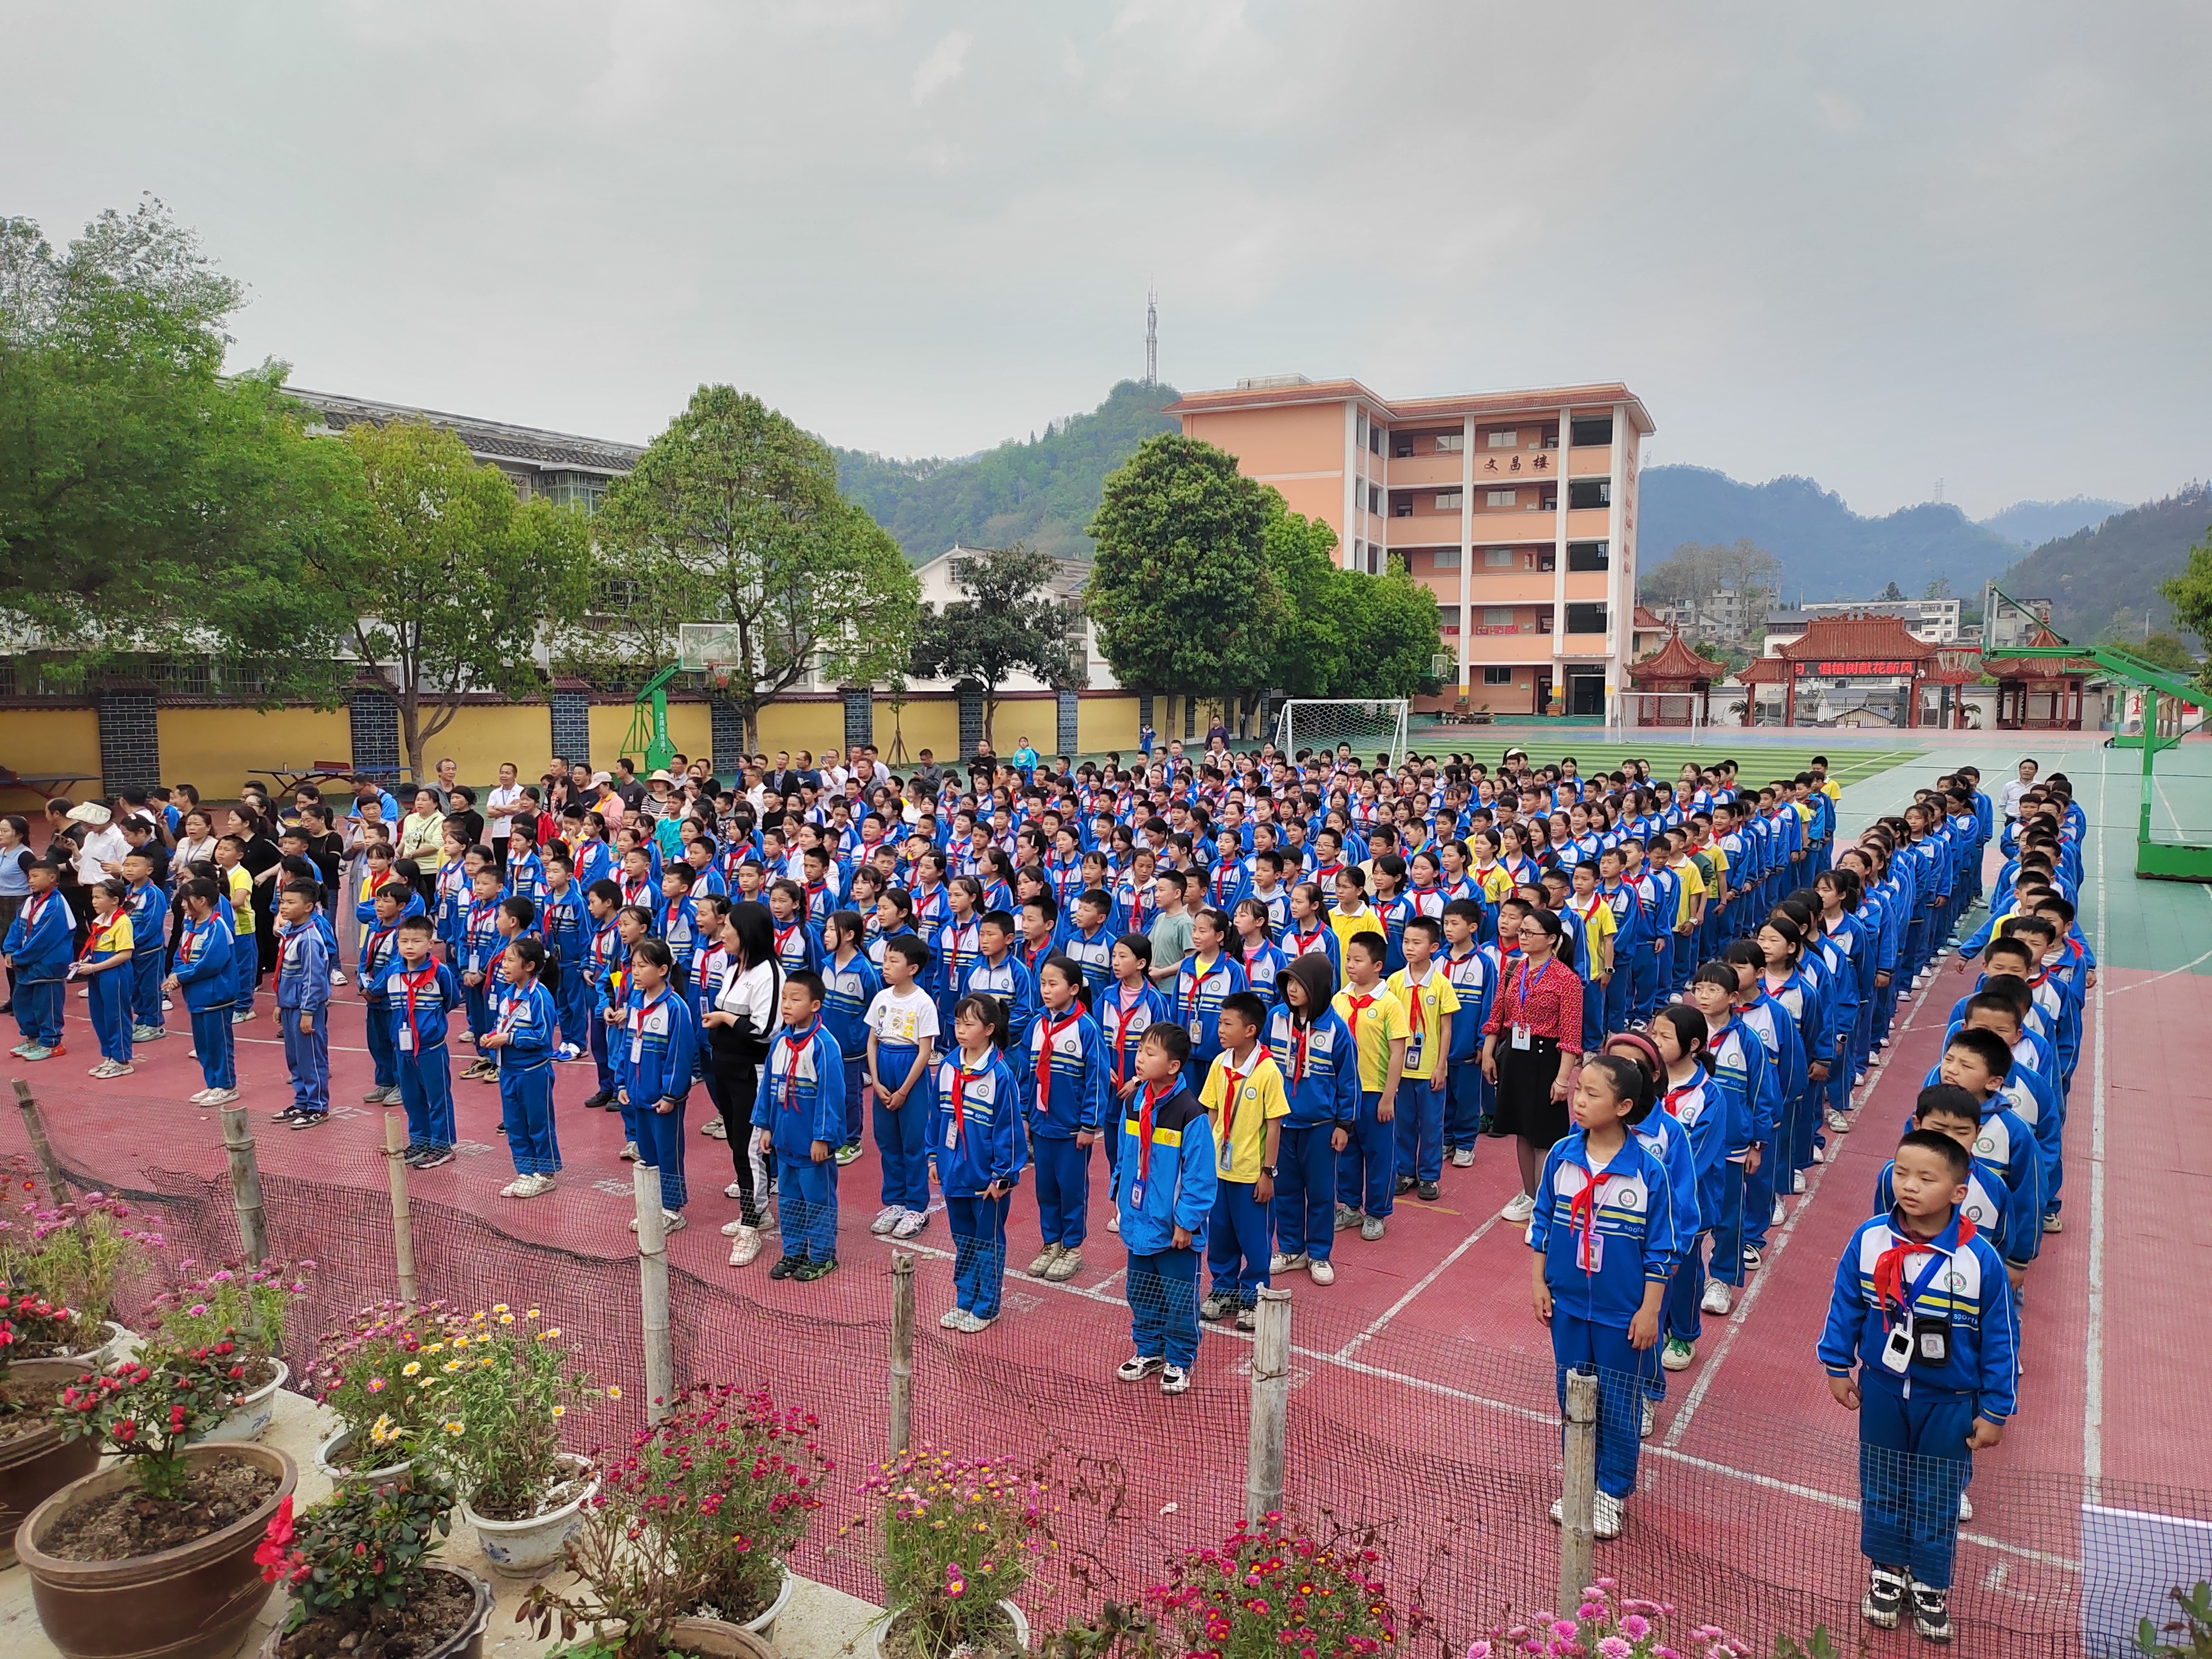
[1614,688,1714,733]
[1273,699,1410,771]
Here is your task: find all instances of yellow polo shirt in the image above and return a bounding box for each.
[1385,965,1461,1081]
[1332,984,1408,1094]
[1200,1048,1291,1181]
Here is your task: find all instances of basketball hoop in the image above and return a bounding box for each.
[704,660,735,692]
[1932,646,1982,684]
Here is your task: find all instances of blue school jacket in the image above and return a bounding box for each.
[1704,1018,1769,1158]
[2,891,73,984]
[657,895,701,971]
[1172,951,1247,1064]
[360,921,404,1003]
[538,883,585,963]
[274,922,330,1013]
[751,1020,847,1158]
[1059,922,1118,998]
[504,849,547,910]
[1440,947,1494,1064]
[963,952,1039,1047]
[1529,1129,1683,1326]
[771,914,822,979]
[460,900,504,980]
[1021,1009,1111,1139]
[926,1050,1027,1197]
[1658,1072,1730,1231]
[388,962,463,1052]
[1241,939,1290,1006]
[1635,1107,1700,1243]
[820,950,882,1060]
[1264,1005,1360,1130]
[170,913,237,1012]
[1874,1156,2036,1271]
[1818,1207,2018,1420]
[1099,981,1169,1096]
[492,980,556,1074]
[620,986,694,1105]
[126,880,169,960]
[1281,922,1341,982]
[1114,1081,1218,1255]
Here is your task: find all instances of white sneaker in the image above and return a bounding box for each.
[1500,1191,1537,1223]
[1772,1198,1786,1226]
[513,1173,556,1198]
[1309,1258,1336,1285]
[871,1205,903,1235]
[954,1309,994,1334]
[501,1178,526,1197]
[1106,1211,1120,1233]
[1958,1491,1973,1521]
[892,1209,927,1239]
[188,1088,215,1104]
[330,968,347,985]
[1450,1147,1475,1168]
[1639,1399,1656,1439]
[721,1216,750,1236]
[1593,1490,1623,1540]
[203,1087,239,1105]
[1793,1171,1808,1193]
[1700,1279,1733,1316]
[1826,1108,1851,1133]
[701,1117,728,1139]
[1810,1143,1824,1164]
[939,1308,966,1330]
[1742,1246,1763,1271]
[728,1227,762,1267]
[1268,1252,1309,1274]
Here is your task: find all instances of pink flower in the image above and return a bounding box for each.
[1598,1640,1632,1659]
[1618,1616,1650,1640]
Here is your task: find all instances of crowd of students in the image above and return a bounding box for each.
[0,742,2088,1645]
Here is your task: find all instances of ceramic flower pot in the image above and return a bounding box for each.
[310,1424,412,1489]
[0,1359,104,1571]
[741,1559,796,1636]
[663,1616,782,1659]
[15,1441,299,1659]
[49,1321,130,1371]
[254,1563,492,1659]
[865,1598,1030,1659]
[457,1452,597,1577]
[194,1357,289,1444]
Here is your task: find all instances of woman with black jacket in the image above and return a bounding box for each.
[699,900,782,1266]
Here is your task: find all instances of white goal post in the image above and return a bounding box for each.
[1612,688,1712,735]
[1273,699,1410,771]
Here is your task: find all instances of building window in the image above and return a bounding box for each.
[1568,479,1610,510]
[1435,490,1463,511]
[1483,606,1514,628]
[1352,539,1364,570]
[1486,430,1518,449]
[1435,432,1465,453]
[1566,602,1609,635]
[1486,489,1517,507]
[1436,606,1461,631]
[1394,437,1414,457]
[1567,540,1609,572]
[1484,547,1513,567]
[1537,611,1554,633]
[1369,422,1384,455]
[1368,484,1382,515]
[1483,665,1515,686]
[1571,415,1614,447]
[1431,547,1461,569]
[1392,494,1413,517]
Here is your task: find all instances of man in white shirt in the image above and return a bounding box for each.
[485,763,525,870]
[70,802,131,887]
[1999,758,2039,822]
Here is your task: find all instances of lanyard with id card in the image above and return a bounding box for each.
[1878,1240,1956,1375]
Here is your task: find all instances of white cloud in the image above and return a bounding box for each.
[912,28,972,105]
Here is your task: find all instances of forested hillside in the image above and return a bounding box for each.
[1998,484,2211,641]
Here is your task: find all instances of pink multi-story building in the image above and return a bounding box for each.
[1164,377,1654,718]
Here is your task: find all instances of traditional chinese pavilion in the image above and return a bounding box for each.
[1627,629,1717,726]
[1988,626,2096,730]
[1737,612,1936,728]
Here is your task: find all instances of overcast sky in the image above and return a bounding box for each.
[6,1,2207,517]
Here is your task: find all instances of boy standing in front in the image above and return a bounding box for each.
[752,970,848,1281]
[1820,1127,2017,1644]
[1199,992,1287,1332]
[1115,1023,1217,1395]
[272,881,332,1129]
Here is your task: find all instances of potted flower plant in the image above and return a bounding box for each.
[252,1474,493,1659]
[854,1445,1048,1659]
[521,1385,831,1656]
[0,1286,102,1569]
[1143,1515,1408,1659]
[410,1304,602,1576]
[149,1256,313,1443]
[303,1301,454,1486]
[0,1184,165,1366]
[15,1332,299,1659]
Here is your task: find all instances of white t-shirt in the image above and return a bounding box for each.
[865,984,939,1052]
[76,826,131,886]
[486,784,525,841]
[714,959,783,1040]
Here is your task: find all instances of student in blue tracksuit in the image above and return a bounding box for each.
[926,993,1027,1326]
[1021,954,1110,1281]
[165,878,237,1100]
[1528,1053,1683,1540]
[386,914,463,1167]
[618,935,693,1226]
[538,853,590,1056]
[456,868,506,1078]
[963,911,1038,1050]
[1729,940,1801,1266]
[1263,951,1359,1281]
[1200,992,1288,1326]
[1646,1006,1728,1373]
[1172,907,1248,1092]
[582,884,626,1109]
[864,934,939,1241]
[271,883,332,1126]
[818,910,882,1164]
[122,850,169,1044]
[1114,1021,1218,1396]
[752,970,849,1280]
[1685,963,1771,1313]
[5,860,73,1060]
[1599,1030,1699,1423]
[1439,899,1495,1158]
[1060,891,1120,1001]
[490,936,562,1195]
[1820,1128,2017,1644]
[75,880,138,1074]
[1921,1028,2044,1246]
[357,884,410,1105]
[1877,1086,2038,1287]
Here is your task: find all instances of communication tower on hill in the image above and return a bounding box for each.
[1145,289,1158,388]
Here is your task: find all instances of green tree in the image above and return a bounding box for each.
[574,386,917,754]
[1260,502,1439,700]
[1087,434,1283,707]
[0,199,358,697]
[909,543,1084,747]
[327,419,591,778]
[2158,525,2212,686]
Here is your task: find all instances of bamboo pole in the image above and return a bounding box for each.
[888,1252,916,1458]
[1244,1287,1292,1524]
[220,1102,270,1266]
[634,1162,673,1424]
[382,1107,416,1308]
[1558,1368,1598,1617]
[11,1078,70,1203]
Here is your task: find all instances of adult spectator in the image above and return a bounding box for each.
[1481,906,1585,1226]
[434,756,460,796]
[348,775,401,823]
[485,762,525,871]
[398,786,448,869]
[0,814,31,1011]
[587,771,626,831]
[231,805,284,973]
[443,786,484,850]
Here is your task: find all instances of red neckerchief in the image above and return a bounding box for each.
[1567,1167,1615,1274]
[1215,1047,1254,1155]
[620,875,651,907]
[1343,990,1376,1041]
[1034,1010,1078,1104]
[628,989,667,1054]
[1290,922,1325,956]
[1873,1214,1976,1330]
[773,919,803,960]
[1136,1081,1172,1188]
[400,963,440,1035]
[778,1019,819,1113]
[1111,985,1146,1085]
[1400,967,1431,1041]
[1180,953,1220,1023]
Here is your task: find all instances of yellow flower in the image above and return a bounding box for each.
[471,1311,486,1322]
[443,1360,462,1373]
[452,1335,469,1349]
[424,1343,444,1354]
[499,1312,514,1324]
[539,1329,561,1341]
[479,1356,493,1367]
[526,1309,541,1319]
[606,1386,622,1399]
[402,1361,422,1377]
[444,1419,464,1435]
[551,1405,566,1419]
[369,1414,395,1444]
[492,1303,509,1315]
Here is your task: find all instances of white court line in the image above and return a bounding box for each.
[1334,1209,1508,1361]
[2084,748,2110,1506]
[2105,885,2212,992]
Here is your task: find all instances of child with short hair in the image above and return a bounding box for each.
[272,880,332,1128]
[74,878,137,1077]
[618,935,691,1228]
[1386,916,1460,1202]
[1201,990,1287,1329]
[964,910,1038,1046]
[122,849,169,1045]
[1115,1021,1218,1395]
[1023,954,1109,1281]
[1879,1084,2038,1293]
[1820,1126,2017,1643]
[1333,932,1407,1241]
[539,852,589,1058]
[929,993,1024,1325]
[388,914,463,1167]
[358,883,410,1105]
[1439,898,1494,1162]
[752,969,848,1280]
[214,834,260,1022]
[865,934,939,1242]
[1173,907,1248,1092]
[488,935,560,1197]
[457,866,506,1079]
[819,909,882,1167]
[165,877,237,1102]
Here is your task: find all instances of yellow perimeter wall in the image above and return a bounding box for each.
[0,693,1151,803]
